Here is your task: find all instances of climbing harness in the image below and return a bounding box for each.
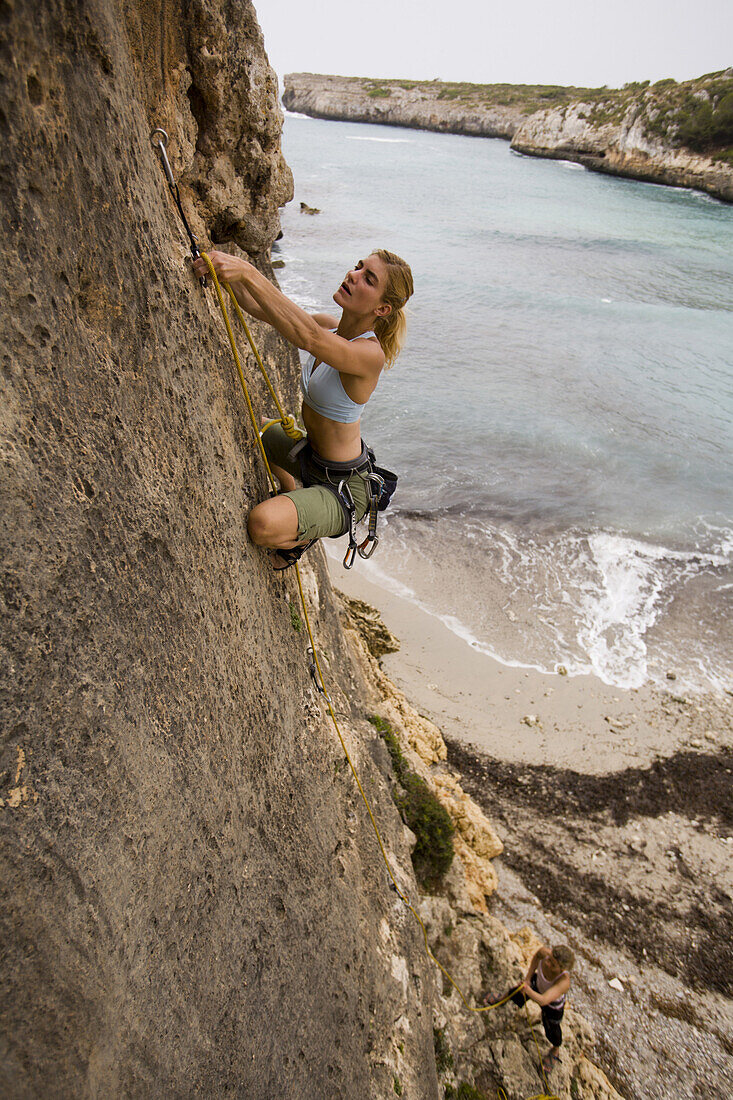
[287,431,395,569]
[152,135,557,1100]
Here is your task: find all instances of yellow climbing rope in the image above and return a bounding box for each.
[198,251,303,494]
[224,284,303,442]
[197,253,558,1100]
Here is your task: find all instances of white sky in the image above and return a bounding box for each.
[256,0,732,90]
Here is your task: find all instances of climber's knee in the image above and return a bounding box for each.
[247,496,299,547]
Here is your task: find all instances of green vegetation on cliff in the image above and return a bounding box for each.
[351,69,733,159]
[370,715,454,890]
[444,1081,487,1100]
[642,72,733,162]
[357,75,609,115]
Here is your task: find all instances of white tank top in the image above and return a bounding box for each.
[535,960,568,1009]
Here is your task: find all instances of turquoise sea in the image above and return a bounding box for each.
[277,112,733,693]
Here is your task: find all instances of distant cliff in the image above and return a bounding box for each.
[282,72,571,138]
[284,71,733,203]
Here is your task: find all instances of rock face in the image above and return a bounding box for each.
[337,592,400,658]
[284,71,733,204]
[283,72,527,138]
[2,4,622,1097]
[0,3,436,1096]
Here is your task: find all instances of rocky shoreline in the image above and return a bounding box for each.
[336,591,626,1099]
[283,72,733,204]
[451,738,733,1100]
[339,588,733,1100]
[330,556,733,1100]
[283,72,526,139]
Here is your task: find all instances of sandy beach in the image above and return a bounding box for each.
[327,548,732,774]
[327,548,733,1100]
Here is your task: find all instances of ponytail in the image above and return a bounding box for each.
[372,249,414,367]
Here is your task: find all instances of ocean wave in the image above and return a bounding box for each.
[374,515,733,693]
[328,545,551,674]
[345,136,413,144]
[576,531,727,688]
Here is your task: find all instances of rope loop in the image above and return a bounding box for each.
[280,413,303,440]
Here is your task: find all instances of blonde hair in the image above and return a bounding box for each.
[372,248,414,368]
[551,945,575,971]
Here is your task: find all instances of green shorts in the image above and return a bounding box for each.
[262,423,370,542]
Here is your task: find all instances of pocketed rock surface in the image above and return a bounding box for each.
[1,3,434,1095]
[3,2,625,1097]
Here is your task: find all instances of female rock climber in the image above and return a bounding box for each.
[484,943,575,1074]
[193,248,413,569]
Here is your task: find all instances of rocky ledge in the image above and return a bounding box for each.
[284,71,733,204]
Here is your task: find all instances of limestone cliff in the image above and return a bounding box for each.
[284,71,733,204]
[283,72,537,139]
[1,3,435,1095]
[510,75,733,204]
[2,3,622,1097]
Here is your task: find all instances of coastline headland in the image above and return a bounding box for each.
[283,71,733,203]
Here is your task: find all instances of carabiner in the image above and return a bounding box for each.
[365,471,385,498]
[358,534,379,559]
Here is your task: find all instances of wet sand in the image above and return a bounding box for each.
[327,549,732,774]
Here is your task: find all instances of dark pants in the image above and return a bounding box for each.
[510,976,564,1048]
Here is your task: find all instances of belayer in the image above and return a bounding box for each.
[193,248,414,569]
[483,943,575,1075]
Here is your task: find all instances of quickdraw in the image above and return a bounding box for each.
[307,646,328,698]
[337,478,358,569]
[151,129,206,286]
[357,471,385,560]
[338,472,384,569]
